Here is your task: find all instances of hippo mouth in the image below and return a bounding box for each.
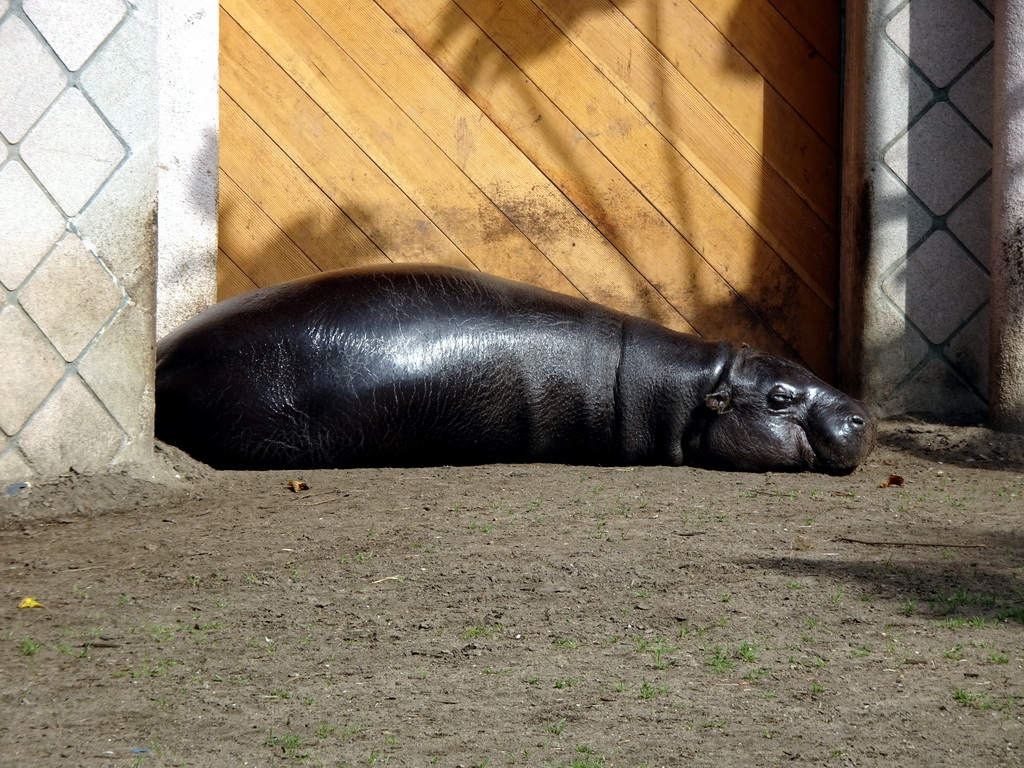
[794,425,818,469]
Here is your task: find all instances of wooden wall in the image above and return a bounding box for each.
[219,0,840,378]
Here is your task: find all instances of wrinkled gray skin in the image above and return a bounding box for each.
[156,265,875,473]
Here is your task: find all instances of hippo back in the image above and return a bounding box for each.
[156,265,626,469]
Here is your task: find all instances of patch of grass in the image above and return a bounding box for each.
[635,638,675,669]
[114,659,179,680]
[19,638,42,657]
[638,679,668,699]
[930,588,1020,621]
[1000,605,1024,623]
[340,721,363,741]
[264,730,309,759]
[552,635,579,650]
[952,688,983,705]
[55,643,89,658]
[551,750,610,768]
[677,622,710,641]
[188,615,222,635]
[738,641,760,662]
[788,653,828,669]
[545,718,567,735]
[462,624,505,642]
[553,678,576,689]
[483,667,513,675]
[135,624,176,643]
[706,646,737,673]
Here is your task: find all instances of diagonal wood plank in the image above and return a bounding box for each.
[220,90,388,276]
[295,0,696,332]
[217,246,258,299]
[535,0,836,303]
[767,0,841,72]
[221,7,477,274]
[614,0,838,220]
[447,0,835,376]
[219,170,321,288]
[378,0,809,361]
[219,0,840,379]
[689,0,839,147]
[225,0,587,299]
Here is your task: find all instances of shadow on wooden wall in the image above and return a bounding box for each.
[218,0,840,378]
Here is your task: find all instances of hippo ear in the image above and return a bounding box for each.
[705,389,732,413]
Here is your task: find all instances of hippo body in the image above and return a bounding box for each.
[156,265,875,472]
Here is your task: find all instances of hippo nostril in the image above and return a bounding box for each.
[850,414,865,428]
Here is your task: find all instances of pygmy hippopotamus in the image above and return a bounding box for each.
[155,264,875,473]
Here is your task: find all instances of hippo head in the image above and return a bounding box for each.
[692,348,876,474]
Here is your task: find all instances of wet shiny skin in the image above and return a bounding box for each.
[156,265,876,472]
[694,350,876,473]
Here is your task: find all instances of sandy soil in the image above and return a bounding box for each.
[2,419,1023,768]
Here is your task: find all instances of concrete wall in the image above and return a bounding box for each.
[156,0,218,340]
[842,0,994,422]
[0,0,217,481]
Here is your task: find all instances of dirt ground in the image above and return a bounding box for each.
[2,418,1023,768]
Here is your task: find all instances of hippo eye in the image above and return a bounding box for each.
[767,386,796,409]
